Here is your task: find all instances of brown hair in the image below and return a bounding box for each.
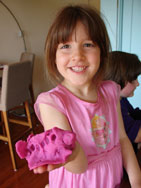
[105,51,141,89]
[45,5,111,84]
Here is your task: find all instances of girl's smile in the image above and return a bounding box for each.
[69,66,87,73]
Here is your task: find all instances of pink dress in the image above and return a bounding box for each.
[34,81,123,188]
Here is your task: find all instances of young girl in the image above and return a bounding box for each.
[34,5,141,188]
[105,51,141,153]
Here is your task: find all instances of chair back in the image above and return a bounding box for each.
[20,52,35,72]
[20,52,35,87]
[0,61,32,111]
[20,52,35,63]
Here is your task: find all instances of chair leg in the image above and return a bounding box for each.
[24,101,33,131]
[29,84,35,105]
[2,111,17,171]
[0,112,6,136]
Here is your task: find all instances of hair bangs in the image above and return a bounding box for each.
[55,7,81,44]
[54,6,103,45]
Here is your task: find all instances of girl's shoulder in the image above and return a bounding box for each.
[99,80,121,102]
[34,85,67,116]
[35,85,65,105]
[100,80,119,89]
[100,80,120,92]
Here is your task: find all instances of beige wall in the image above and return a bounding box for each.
[0,0,100,98]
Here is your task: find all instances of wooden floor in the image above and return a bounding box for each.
[0,114,140,188]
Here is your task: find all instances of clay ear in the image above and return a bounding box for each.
[15,140,28,159]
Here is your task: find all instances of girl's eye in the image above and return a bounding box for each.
[83,43,95,47]
[60,44,70,49]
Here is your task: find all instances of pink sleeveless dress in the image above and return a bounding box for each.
[34,80,123,188]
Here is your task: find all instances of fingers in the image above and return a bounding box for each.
[33,163,64,174]
[33,165,48,174]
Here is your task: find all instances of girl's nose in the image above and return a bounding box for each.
[71,47,84,62]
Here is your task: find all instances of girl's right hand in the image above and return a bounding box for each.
[33,165,48,174]
[33,164,63,174]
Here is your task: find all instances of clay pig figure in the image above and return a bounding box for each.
[15,127,76,170]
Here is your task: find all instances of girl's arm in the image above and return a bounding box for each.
[34,103,88,174]
[117,101,141,187]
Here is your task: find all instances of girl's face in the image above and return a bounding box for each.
[120,79,139,98]
[55,21,101,88]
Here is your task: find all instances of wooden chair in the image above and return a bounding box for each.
[20,52,35,104]
[0,61,33,170]
[20,52,39,126]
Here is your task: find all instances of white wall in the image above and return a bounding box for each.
[122,0,141,108]
[100,0,118,51]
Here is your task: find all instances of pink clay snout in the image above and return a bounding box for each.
[15,127,76,170]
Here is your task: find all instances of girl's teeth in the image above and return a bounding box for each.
[71,67,85,72]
